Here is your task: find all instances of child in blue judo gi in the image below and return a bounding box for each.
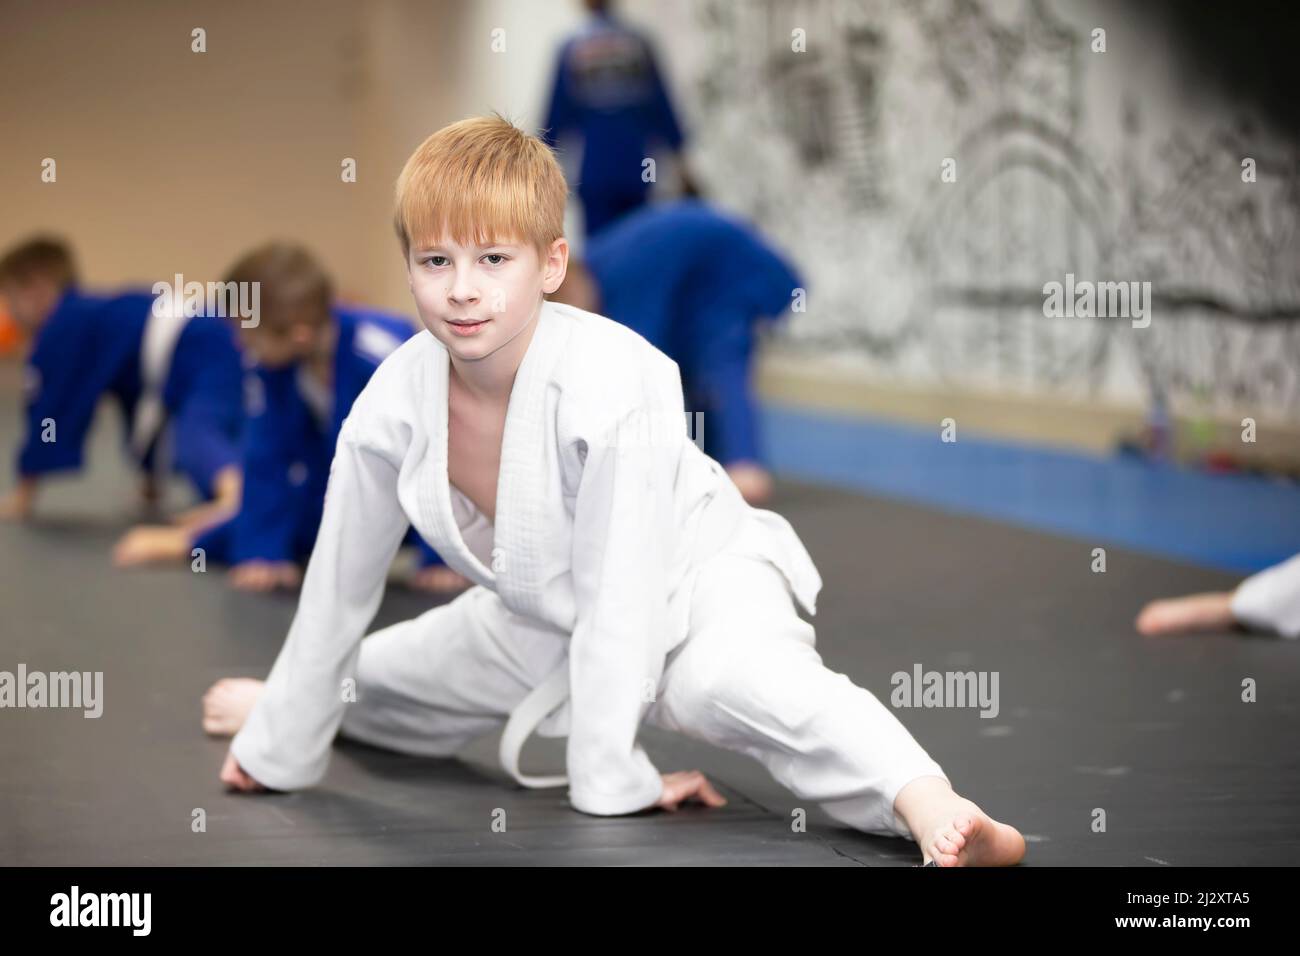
[550,199,799,505]
[0,237,243,547]
[114,242,466,595]
[541,0,698,238]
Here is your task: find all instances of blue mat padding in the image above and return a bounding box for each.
[762,403,1300,575]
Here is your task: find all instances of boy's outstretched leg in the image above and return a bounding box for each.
[650,551,1025,866]
[204,585,570,762]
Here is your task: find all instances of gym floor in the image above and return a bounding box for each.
[2,380,1297,866]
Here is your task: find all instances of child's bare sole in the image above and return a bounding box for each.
[202,678,265,736]
[896,776,1026,867]
[1135,592,1235,636]
[918,806,1027,866]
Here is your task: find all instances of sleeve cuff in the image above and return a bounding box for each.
[229,727,321,792]
[567,756,663,816]
[1231,567,1300,639]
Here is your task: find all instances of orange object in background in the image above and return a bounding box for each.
[0,304,24,355]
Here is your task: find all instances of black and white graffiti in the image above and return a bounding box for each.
[684,0,1300,417]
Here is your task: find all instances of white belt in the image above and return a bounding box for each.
[496,467,750,790]
[498,662,570,789]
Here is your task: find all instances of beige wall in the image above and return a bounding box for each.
[357,0,585,312]
[7,0,1293,465]
[0,0,586,316]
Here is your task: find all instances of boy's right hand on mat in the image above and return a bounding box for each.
[220,751,267,793]
[655,771,728,812]
[229,560,302,592]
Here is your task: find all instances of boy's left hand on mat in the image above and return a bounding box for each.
[655,770,728,812]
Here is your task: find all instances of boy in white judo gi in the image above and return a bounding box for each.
[1137,553,1300,639]
[202,115,1026,866]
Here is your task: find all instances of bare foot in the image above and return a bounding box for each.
[894,775,1026,867]
[1136,592,1236,636]
[726,461,774,506]
[229,560,302,592]
[202,678,264,737]
[408,565,472,594]
[112,525,190,567]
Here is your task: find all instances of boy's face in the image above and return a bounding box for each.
[405,234,567,363]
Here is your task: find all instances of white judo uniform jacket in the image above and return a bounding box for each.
[229,299,823,816]
[1231,552,1300,639]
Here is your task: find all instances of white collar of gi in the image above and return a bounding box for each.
[417,298,569,607]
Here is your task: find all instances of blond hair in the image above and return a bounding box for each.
[393,113,568,259]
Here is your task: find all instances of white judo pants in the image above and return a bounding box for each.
[338,550,949,839]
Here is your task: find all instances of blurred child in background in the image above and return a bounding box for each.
[550,200,802,506]
[115,242,466,595]
[541,0,697,238]
[0,237,243,546]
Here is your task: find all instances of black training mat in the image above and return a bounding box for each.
[1,389,1295,866]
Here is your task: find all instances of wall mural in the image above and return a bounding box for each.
[686,0,1300,420]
